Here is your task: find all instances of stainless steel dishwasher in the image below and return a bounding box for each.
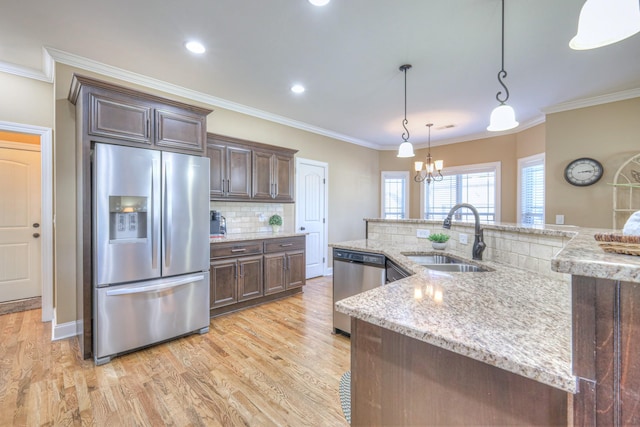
[333,248,386,335]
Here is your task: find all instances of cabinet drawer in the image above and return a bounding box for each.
[210,241,263,259]
[264,236,305,253]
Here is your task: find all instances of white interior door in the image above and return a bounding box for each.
[296,158,327,279]
[0,146,41,302]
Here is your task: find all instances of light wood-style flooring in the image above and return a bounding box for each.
[0,276,351,426]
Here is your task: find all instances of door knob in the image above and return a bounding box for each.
[300,227,306,230]
[33,233,40,238]
[33,223,40,228]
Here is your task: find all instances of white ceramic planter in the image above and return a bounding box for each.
[431,242,447,250]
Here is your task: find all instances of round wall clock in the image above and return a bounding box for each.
[564,157,604,186]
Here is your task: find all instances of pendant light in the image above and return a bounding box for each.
[487,0,518,132]
[396,64,415,158]
[570,0,640,50]
[414,124,443,183]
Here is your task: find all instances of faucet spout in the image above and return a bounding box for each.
[442,203,486,261]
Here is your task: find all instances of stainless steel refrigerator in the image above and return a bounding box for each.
[92,143,210,365]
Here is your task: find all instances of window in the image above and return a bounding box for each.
[518,154,545,225]
[421,162,501,223]
[381,171,409,219]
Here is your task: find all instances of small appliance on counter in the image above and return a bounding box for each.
[210,210,227,237]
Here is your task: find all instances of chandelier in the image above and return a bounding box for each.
[414,123,443,183]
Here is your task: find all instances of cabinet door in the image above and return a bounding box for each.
[206,143,226,198]
[227,146,252,199]
[286,250,306,289]
[210,259,238,308]
[89,93,152,144]
[155,108,206,153]
[264,253,286,295]
[238,255,264,302]
[273,153,295,202]
[252,150,274,200]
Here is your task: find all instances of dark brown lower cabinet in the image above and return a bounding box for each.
[209,236,305,317]
[264,251,305,294]
[350,318,568,426]
[210,255,263,309]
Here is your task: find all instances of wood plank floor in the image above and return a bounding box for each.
[0,276,351,426]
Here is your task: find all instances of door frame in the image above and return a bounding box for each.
[295,157,330,276]
[0,120,53,322]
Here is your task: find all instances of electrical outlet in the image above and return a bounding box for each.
[459,233,469,245]
[258,213,266,222]
[555,214,565,225]
[416,229,430,239]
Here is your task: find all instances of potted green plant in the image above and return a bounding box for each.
[428,232,450,250]
[269,214,283,233]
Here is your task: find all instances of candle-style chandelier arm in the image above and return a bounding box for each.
[413,123,444,183]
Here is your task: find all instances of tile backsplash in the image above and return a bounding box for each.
[210,201,295,234]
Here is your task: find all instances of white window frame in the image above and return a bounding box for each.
[517,153,545,225]
[420,161,501,222]
[381,171,410,219]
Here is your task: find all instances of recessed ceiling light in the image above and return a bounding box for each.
[291,84,305,94]
[185,41,206,54]
[309,0,330,6]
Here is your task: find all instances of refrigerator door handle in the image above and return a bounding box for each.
[163,159,171,269]
[105,274,205,296]
[151,159,158,269]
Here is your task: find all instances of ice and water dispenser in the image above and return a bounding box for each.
[109,196,148,241]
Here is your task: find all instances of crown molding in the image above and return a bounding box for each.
[543,87,640,114]
[0,48,54,83]
[44,47,379,150]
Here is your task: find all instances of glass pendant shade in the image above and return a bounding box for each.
[434,160,444,171]
[414,161,424,171]
[570,0,640,50]
[397,142,415,158]
[487,104,519,132]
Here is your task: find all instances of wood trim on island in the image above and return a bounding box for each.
[350,318,569,426]
[572,275,640,426]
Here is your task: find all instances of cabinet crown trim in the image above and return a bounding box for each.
[68,74,213,116]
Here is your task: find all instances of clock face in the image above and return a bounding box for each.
[564,158,603,186]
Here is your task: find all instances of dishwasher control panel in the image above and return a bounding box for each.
[334,249,385,266]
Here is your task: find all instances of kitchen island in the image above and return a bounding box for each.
[334,220,640,425]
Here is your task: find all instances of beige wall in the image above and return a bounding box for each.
[0,72,53,128]
[546,97,640,229]
[51,64,379,324]
[379,125,546,222]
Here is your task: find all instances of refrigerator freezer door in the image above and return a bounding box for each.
[94,143,161,286]
[161,151,210,277]
[94,272,210,364]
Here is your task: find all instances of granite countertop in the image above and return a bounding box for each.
[210,232,306,244]
[551,227,640,283]
[332,239,576,393]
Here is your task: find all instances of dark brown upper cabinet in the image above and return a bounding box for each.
[69,74,211,155]
[206,136,252,200]
[207,133,297,203]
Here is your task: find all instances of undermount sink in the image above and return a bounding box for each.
[404,254,459,265]
[403,253,489,273]
[421,263,488,273]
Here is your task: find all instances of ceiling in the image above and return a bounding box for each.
[2,0,640,150]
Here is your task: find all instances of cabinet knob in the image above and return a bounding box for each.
[33,223,40,228]
[300,226,306,231]
[33,233,40,238]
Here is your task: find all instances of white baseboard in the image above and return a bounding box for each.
[325,267,333,276]
[51,313,80,341]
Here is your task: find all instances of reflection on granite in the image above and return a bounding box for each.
[332,239,576,393]
[210,232,307,244]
